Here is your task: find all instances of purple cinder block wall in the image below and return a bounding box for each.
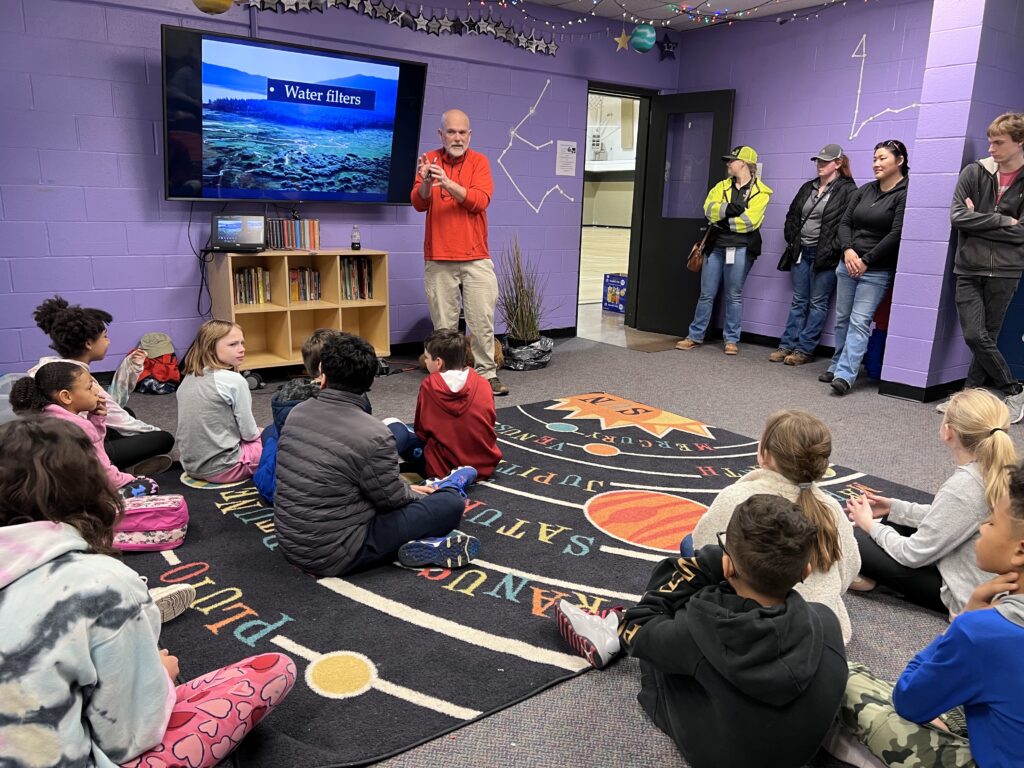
[895,0,1024,389]
[673,0,932,346]
[0,0,677,373]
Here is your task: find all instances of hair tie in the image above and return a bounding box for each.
[990,427,1007,436]
[798,482,813,490]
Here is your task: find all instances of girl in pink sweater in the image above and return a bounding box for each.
[10,361,158,499]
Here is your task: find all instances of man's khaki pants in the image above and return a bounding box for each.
[423,258,499,379]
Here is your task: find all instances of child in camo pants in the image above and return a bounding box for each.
[830,461,1024,767]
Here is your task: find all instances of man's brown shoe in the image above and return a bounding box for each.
[768,348,791,362]
[784,351,811,366]
[675,338,701,350]
[724,343,738,355]
[489,377,510,396]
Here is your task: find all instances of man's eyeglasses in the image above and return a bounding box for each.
[716,530,739,578]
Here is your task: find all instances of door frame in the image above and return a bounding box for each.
[632,89,735,336]
[581,81,656,328]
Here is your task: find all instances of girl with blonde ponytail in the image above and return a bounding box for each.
[847,388,1017,617]
[693,409,860,643]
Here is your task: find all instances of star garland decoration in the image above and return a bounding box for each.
[240,0,558,56]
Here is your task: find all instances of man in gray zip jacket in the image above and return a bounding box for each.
[948,112,1024,421]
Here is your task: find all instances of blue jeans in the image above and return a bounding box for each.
[386,421,427,478]
[778,247,838,355]
[347,487,465,572]
[830,261,893,385]
[687,246,750,344]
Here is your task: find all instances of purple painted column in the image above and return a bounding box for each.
[883,0,1024,393]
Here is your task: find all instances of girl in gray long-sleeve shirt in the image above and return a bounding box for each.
[848,389,1018,616]
[176,320,263,482]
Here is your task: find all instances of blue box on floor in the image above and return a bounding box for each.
[603,273,627,313]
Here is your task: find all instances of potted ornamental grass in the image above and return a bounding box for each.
[497,235,553,370]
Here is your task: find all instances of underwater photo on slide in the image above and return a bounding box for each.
[201,39,401,202]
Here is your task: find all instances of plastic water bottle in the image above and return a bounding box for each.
[351,225,361,251]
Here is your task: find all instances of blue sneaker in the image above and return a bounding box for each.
[426,465,478,496]
[398,532,481,568]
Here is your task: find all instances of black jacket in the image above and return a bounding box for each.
[781,176,857,271]
[274,388,415,576]
[620,546,847,768]
[838,177,908,271]
[951,157,1024,278]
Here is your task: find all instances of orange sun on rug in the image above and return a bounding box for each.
[547,393,714,439]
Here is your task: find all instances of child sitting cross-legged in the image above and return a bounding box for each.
[829,460,1024,768]
[274,332,481,574]
[176,319,262,483]
[0,417,295,768]
[557,494,849,768]
[10,362,158,500]
[385,328,501,481]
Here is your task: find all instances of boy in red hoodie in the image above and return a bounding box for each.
[385,329,501,480]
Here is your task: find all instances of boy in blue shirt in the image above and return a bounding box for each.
[837,462,1024,767]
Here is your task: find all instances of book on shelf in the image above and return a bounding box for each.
[233,266,271,305]
[266,218,321,251]
[288,267,321,302]
[339,256,373,301]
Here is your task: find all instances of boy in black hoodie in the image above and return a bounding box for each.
[557,494,848,768]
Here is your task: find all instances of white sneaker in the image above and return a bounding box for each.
[149,583,196,623]
[935,396,953,414]
[556,600,621,669]
[1006,390,1024,425]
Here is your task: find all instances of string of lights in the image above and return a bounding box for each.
[491,0,858,37]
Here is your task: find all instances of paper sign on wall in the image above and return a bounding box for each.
[556,140,577,177]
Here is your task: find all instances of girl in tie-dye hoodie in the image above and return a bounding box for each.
[0,417,295,768]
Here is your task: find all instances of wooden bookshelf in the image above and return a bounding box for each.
[208,248,390,369]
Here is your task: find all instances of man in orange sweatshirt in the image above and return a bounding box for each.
[412,109,508,396]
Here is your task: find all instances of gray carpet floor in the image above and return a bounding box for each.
[128,336,1022,768]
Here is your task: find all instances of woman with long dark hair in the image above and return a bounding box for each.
[822,139,909,394]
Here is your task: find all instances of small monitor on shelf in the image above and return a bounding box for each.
[210,214,266,252]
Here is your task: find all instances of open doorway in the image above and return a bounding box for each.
[577,89,640,342]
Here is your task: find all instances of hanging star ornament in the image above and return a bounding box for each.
[386,4,404,25]
[426,13,440,34]
[413,7,429,30]
[463,15,479,34]
[345,0,360,9]
[657,33,677,60]
[438,11,453,33]
[614,28,631,51]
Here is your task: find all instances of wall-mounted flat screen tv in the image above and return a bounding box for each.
[161,25,427,204]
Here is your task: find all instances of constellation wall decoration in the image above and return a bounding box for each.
[241,0,558,55]
[848,34,921,141]
[497,79,576,215]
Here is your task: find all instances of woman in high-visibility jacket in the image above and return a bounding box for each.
[676,145,772,355]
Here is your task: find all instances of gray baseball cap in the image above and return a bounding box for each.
[812,144,844,162]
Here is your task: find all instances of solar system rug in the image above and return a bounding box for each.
[127,393,927,767]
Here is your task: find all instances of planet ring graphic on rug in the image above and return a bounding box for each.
[270,636,483,720]
[179,472,248,490]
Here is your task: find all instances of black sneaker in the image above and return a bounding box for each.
[831,378,851,395]
[489,377,510,396]
[818,371,835,383]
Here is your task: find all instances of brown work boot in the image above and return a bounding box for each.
[724,343,738,355]
[675,338,701,350]
[489,377,510,396]
[784,351,811,366]
[768,348,791,362]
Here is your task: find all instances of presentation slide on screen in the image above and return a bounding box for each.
[201,39,401,201]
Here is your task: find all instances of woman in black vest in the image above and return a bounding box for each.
[771,145,857,366]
